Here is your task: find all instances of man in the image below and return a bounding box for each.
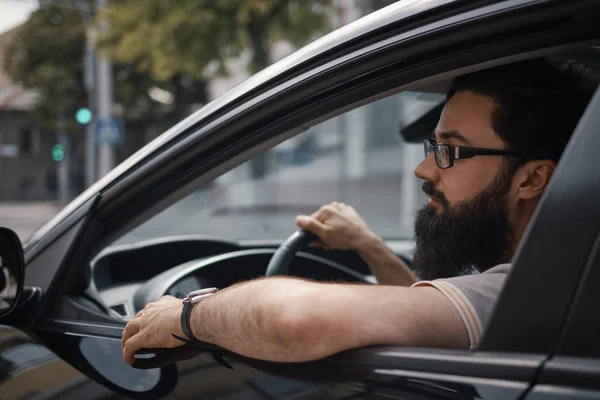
[121,59,593,365]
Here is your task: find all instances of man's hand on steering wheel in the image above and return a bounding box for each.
[296,202,417,286]
[295,202,377,252]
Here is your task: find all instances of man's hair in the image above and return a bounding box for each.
[448,58,596,164]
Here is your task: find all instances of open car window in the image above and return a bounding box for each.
[115,91,444,245]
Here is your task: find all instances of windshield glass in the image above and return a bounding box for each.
[117,91,444,244]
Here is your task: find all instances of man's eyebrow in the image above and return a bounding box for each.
[434,130,473,146]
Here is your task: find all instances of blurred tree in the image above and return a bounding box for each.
[5,1,336,175]
[3,6,171,134]
[4,7,86,133]
[98,0,335,177]
[98,0,334,79]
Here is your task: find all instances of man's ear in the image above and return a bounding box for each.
[514,160,556,201]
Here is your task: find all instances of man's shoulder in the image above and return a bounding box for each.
[443,263,512,287]
[481,263,512,275]
[411,263,512,348]
[411,263,512,287]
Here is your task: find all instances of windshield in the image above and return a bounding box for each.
[116,91,444,245]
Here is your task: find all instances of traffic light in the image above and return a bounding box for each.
[76,108,92,125]
[75,91,93,125]
[51,144,64,162]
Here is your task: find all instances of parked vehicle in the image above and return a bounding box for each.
[1,0,600,399]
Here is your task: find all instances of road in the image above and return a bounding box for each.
[0,202,61,243]
[0,177,424,247]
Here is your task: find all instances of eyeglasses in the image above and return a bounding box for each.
[424,139,520,169]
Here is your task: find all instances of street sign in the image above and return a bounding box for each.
[96,117,123,146]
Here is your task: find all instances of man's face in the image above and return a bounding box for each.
[412,91,516,280]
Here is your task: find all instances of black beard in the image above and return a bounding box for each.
[412,166,514,280]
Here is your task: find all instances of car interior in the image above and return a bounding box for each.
[59,46,600,346]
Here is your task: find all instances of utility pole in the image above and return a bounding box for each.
[79,1,96,187]
[39,0,100,187]
[97,59,114,178]
[96,0,115,178]
[56,115,69,204]
[84,43,97,186]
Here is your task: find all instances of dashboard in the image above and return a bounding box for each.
[90,236,411,320]
[166,276,204,298]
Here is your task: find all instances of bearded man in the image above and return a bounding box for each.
[121,59,593,366]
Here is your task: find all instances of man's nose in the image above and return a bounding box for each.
[414,152,440,182]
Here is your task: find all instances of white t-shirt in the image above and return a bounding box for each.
[412,263,512,348]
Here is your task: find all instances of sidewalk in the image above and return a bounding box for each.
[0,202,62,242]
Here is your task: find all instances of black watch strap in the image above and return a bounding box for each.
[180,298,199,342]
[168,288,231,369]
[171,287,218,344]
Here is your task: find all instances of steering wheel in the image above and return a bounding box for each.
[265,230,318,276]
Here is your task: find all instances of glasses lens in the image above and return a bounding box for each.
[436,145,450,168]
[424,140,434,158]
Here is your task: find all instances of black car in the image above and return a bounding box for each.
[1,0,600,399]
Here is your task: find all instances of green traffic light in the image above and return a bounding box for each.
[76,107,92,125]
[52,144,64,162]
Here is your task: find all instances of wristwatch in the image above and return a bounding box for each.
[171,287,218,344]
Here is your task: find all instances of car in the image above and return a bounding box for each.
[1,0,600,399]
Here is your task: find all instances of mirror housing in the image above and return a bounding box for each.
[0,227,25,318]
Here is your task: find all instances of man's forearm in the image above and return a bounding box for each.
[357,233,418,286]
[188,277,467,362]
[189,278,327,362]
[189,277,375,362]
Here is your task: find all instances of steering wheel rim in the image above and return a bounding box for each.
[265,230,318,276]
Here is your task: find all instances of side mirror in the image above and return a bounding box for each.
[0,227,24,318]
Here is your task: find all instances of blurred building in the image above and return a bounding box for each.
[0,27,56,201]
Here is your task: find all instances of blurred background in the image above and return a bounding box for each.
[0,0,429,243]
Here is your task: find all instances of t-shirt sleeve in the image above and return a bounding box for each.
[411,268,509,348]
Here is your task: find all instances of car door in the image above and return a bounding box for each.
[0,205,109,400]
[520,90,600,399]
[3,1,600,399]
